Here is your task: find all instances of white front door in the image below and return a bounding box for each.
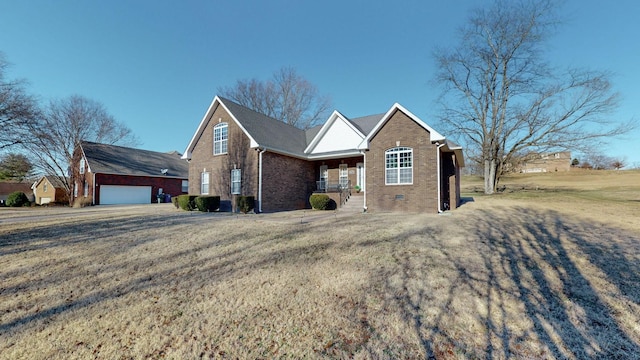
[356,162,364,191]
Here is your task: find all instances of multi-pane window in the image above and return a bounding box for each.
[79,158,85,174]
[84,181,88,197]
[339,164,348,188]
[231,169,241,195]
[201,172,210,195]
[181,180,189,193]
[43,183,48,193]
[385,147,413,185]
[213,123,228,155]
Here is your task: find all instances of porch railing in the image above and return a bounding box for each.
[316,180,351,207]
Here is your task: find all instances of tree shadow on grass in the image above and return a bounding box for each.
[376,207,640,358]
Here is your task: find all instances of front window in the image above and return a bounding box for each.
[181,180,189,193]
[385,147,413,185]
[201,172,210,195]
[79,158,85,174]
[231,169,241,195]
[213,123,228,155]
[84,181,88,197]
[339,164,348,188]
[43,183,48,193]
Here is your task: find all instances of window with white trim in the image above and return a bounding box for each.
[385,147,413,185]
[73,183,78,197]
[339,164,348,188]
[84,181,88,197]
[181,180,189,193]
[231,168,241,195]
[213,123,228,155]
[79,158,85,174]
[201,172,210,195]
[43,183,48,193]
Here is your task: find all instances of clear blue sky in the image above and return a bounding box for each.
[1,1,638,167]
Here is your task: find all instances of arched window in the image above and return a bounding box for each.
[385,147,413,185]
[213,123,228,155]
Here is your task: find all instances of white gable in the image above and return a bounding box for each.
[306,111,365,154]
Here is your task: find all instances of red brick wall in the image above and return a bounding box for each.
[94,173,186,204]
[187,104,259,207]
[365,109,439,212]
[261,152,315,212]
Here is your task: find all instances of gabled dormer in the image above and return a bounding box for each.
[304,110,366,158]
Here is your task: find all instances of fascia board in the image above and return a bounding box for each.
[305,150,363,160]
[303,110,342,153]
[358,103,446,150]
[217,98,259,148]
[182,96,259,160]
[182,96,221,159]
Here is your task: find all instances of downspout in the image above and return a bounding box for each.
[258,147,267,213]
[360,150,367,212]
[436,143,446,213]
[92,172,96,205]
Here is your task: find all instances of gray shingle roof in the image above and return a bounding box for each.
[218,97,385,155]
[349,113,385,135]
[219,97,309,157]
[81,141,188,178]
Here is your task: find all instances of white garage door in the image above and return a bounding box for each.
[100,185,152,205]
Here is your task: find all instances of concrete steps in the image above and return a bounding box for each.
[340,192,364,212]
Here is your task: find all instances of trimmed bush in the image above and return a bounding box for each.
[195,196,220,212]
[7,191,30,207]
[177,195,198,211]
[236,196,255,214]
[309,194,335,210]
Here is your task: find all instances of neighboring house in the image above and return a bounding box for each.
[182,96,464,213]
[71,141,189,205]
[32,176,68,205]
[0,182,34,205]
[519,151,571,173]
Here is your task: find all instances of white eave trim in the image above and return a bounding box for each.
[358,103,445,150]
[304,110,366,154]
[182,96,259,160]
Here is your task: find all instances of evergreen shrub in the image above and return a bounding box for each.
[195,196,220,212]
[309,194,335,210]
[7,191,30,207]
[236,196,255,213]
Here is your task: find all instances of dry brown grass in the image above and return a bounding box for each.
[1,171,639,359]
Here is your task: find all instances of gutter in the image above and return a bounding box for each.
[360,150,367,212]
[258,147,268,213]
[436,142,446,213]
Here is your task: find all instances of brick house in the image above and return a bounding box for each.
[32,175,68,205]
[519,151,571,173]
[182,96,464,213]
[71,141,189,205]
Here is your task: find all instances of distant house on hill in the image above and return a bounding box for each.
[32,175,69,205]
[71,141,189,205]
[519,151,571,173]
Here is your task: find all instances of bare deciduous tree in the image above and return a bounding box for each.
[434,0,632,194]
[0,53,40,150]
[219,67,331,129]
[24,95,139,202]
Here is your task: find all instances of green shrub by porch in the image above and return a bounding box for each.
[177,195,198,211]
[7,191,30,207]
[236,196,255,213]
[309,194,333,210]
[195,196,220,212]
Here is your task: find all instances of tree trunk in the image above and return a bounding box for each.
[484,158,497,194]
